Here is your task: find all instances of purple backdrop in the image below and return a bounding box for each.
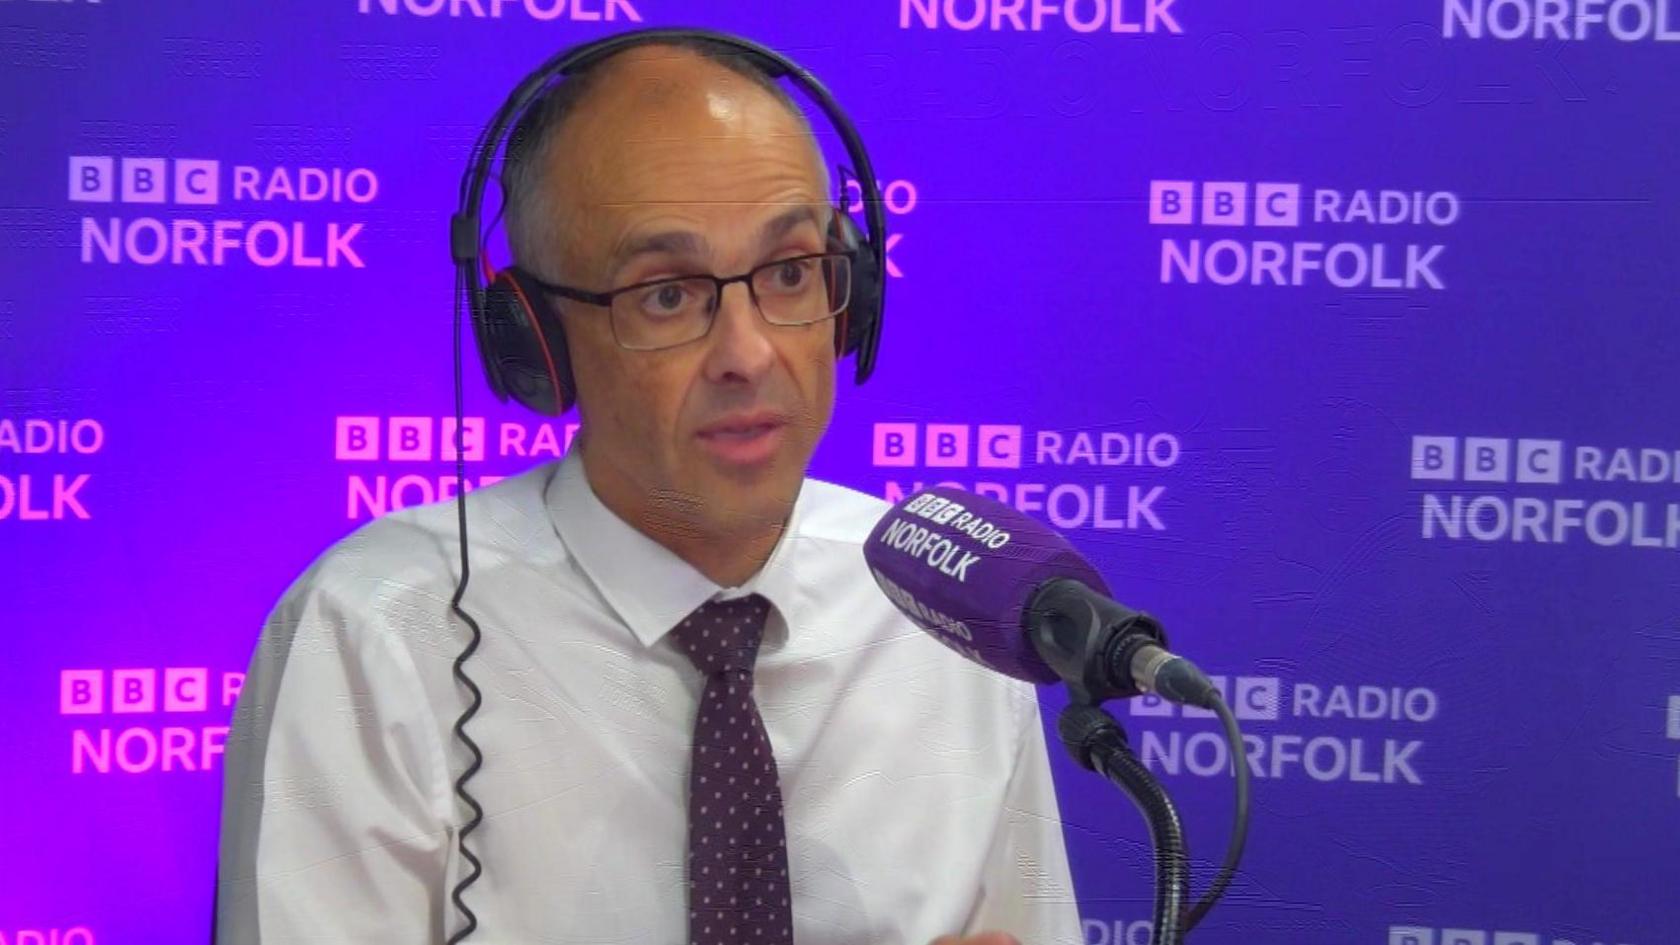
[3,1,1677,943]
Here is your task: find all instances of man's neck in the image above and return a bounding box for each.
[578,446,792,588]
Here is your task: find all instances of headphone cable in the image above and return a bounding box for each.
[445,267,488,945]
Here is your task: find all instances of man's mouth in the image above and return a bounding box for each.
[696,414,790,466]
[701,423,780,441]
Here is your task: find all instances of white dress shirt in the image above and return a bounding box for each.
[216,448,1084,945]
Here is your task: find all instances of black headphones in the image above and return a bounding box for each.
[449,26,889,417]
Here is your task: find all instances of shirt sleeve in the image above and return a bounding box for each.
[962,683,1086,945]
[215,568,455,945]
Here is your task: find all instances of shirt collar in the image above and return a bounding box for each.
[544,447,806,650]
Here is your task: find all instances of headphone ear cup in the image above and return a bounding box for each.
[480,268,576,416]
[828,209,881,359]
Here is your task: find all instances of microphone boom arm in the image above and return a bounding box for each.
[1058,703,1190,945]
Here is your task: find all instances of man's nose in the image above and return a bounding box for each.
[704,280,776,379]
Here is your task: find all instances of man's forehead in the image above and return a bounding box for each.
[564,49,803,153]
[542,48,831,263]
[573,114,828,201]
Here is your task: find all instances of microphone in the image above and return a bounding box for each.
[863,485,1217,708]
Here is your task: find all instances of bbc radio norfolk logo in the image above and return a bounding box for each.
[1147,180,1460,291]
[69,156,380,268]
[335,414,579,520]
[1,418,103,523]
[1410,435,1680,551]
[58,667,242,775]
[872,422,1179,532]
[1127,673,1441,786]
[1389,925,1635,945]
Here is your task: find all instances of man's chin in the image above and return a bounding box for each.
[698,475,802,532]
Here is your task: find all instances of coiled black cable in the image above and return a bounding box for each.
[444,268,487,945]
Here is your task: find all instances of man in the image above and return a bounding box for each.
[217,37,1083,945]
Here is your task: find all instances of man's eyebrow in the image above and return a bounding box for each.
[609,205,825,278]
[611,230,704,273]
[756,204,824,246]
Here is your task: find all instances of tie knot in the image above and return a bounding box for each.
[670,593,772,676]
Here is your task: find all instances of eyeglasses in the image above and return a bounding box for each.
[523,251,855,352]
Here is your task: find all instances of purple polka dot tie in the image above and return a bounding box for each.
[669,594,794,945]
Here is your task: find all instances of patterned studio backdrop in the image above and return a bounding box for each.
[3,0,1677,943]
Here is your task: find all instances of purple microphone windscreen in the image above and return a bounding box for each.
[863,486,1112,685]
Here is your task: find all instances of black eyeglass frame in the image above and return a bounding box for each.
[519,249,857,351]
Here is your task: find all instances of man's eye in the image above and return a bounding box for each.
[777,260,811,287]
[638,281,701,317]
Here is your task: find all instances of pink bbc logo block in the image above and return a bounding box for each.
[60,667,235,716]
[111,668,157,713]
[441,417,486,462]
[336,416,380,460]
[923,424,969,467]
[388,416,432,461]
[60,669,104,714]
[1148,180,1194,225]
[163,667,209,712]
[976,425,1022,468]
[873,423,918,467]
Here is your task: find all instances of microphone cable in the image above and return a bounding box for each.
[1181,694,1250,931]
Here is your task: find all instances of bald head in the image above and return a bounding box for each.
[501,41,833,286]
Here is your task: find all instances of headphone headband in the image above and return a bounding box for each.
[450,26,888,411]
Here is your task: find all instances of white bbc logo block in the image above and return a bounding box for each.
[1149,180,1194,225]
[1234,676,1280,720]
[1462,437,1510,482]
[69,156,115,202]
[1411,436,1458,481]
[68,155,221,205]
[1254,182,1300,227]
[1514,439,1563,484]
[1200,182,1248,226]
[174,159,220,205]
[1667,695,1679,740]
[1184,675,1281,720]
[1440,932,1487,945]
[1388,928,1434,945]
[1129,692,1175,717]
[121,157,168,204]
